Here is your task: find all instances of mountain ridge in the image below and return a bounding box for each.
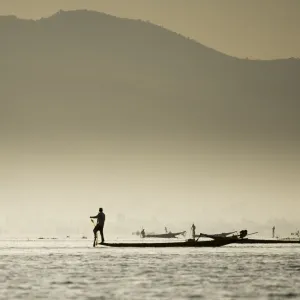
[1,9,300,143]
[2,9,297,62]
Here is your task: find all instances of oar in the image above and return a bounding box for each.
[90,219,98,247]
[247,232,258,236]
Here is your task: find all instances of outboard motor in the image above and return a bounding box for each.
[239,230,248,239]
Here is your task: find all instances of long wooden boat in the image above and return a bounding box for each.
[98,239,233,248]
[233,238,300,244]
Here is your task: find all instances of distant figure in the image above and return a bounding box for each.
[191,223,196,240]
[239,230,248,239]
[272,226,275,238]
[165,227,168,234]
[141,228,145,238]
[90,208,105,246]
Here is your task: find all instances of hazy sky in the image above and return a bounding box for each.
[1,2,299,238]
[1,0,300,59]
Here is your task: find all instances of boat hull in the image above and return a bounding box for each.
[99,240,232,248]
[234,238,300,244]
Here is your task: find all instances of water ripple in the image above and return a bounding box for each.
[0,240,300,299]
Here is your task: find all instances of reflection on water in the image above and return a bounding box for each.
[0,240,300,299]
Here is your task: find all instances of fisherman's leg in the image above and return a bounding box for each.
[100,226,104,243]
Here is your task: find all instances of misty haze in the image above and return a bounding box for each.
[1,3,300,299]
[1,9,300,238]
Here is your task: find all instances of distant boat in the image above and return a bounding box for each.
[196,231,237,238]
[278,230,300,241]
[143,232,186,238]
[82,236,87,239]
[200,230,300,244]
[290,230,300,238]
[140,227,186,239]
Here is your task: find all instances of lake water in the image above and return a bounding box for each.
[0,239,300,299]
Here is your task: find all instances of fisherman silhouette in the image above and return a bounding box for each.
[191,223,196,240]
[239,230,248,239]
[90,208,105,246]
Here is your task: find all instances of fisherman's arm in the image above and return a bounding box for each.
[90,214,99,219]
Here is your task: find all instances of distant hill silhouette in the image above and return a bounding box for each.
[1,10,300,142]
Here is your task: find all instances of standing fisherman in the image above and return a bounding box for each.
[90,208,105,246]
[272,226,275,238]
[191,223,196,240]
